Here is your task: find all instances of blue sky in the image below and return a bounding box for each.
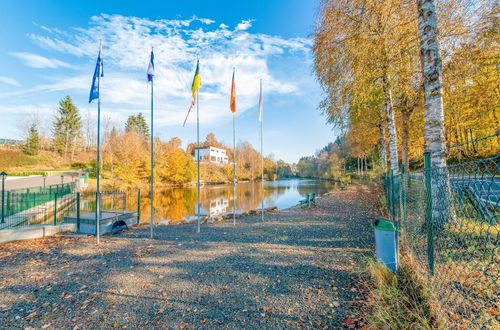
[0,0,337,163]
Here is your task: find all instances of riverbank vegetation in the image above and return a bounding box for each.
[364,254,445,329]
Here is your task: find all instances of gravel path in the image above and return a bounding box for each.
[0,184,379,329]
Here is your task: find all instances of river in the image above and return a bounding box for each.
[142,179,337,224]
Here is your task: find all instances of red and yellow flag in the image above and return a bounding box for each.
[230,69,236,113]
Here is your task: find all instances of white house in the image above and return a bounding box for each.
[194,146,229,165]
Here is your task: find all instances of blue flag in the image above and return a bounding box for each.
[89,45,103,103]
[147,49,154,82]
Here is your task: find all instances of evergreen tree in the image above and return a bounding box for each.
[125,113,149,137]
[52,96,82,158]
[23,123,40,156]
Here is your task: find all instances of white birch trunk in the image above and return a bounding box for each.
[379,123,387,171]
[401,110,410,170]
[417,0,447,168]
[385,82,399,175]
[417,0,454,226]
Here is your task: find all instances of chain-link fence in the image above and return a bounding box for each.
[383,150,499,328]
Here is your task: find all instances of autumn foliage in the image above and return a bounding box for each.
[313,0,499,171]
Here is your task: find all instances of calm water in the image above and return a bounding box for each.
[145,179,337,224]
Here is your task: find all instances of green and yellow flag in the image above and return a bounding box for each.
[183,60,201,127]
[191,59,201,100]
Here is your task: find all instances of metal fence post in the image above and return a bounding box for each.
[424,152,435,276]
[53,192,58,225]
[1,172,6,223]
[76,192,80,232]
[137,189,141,224]
[385,172,391,217]
[6,191,10,218]
[400,165,407,228]
[122,193,126,214]
[390,169,396,222]
[24,189,29,211]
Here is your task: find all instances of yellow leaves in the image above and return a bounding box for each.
[488,307,499,316]
[156,148,195,185]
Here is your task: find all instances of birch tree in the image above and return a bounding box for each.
[313,0,495,176]
[416,0,459,227]
[416,0,448,168]
[313,0,416,173]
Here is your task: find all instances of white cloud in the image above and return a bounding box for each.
[8,14,312,128]
[0,103,54,116]
[236,19,254,31]
[0,76,21,87]
[0,75,88,98]
[10,52,72,69]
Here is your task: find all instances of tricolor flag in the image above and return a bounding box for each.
[183,60,201,126]
[230,69,236,113]
[258,79,263,121]
[191,59,201,101]
[147,48,154,82]
[89,44,103,103]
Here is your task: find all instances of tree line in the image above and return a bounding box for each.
[20,95,295,189]
[296,136,373,179]
[312,0,498,176]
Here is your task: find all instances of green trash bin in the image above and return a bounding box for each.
[373,218,398,272]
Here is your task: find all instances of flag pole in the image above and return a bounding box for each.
[196,90,201,233]
[96,42,102,245]
[232,111,236,226]
[231,67,236,226]
[149,48,154,239]
[260,79,264,222]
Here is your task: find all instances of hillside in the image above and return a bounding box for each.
[0,147,94,174]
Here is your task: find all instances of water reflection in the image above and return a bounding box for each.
[142,179,336,224]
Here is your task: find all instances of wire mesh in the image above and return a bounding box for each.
[385,154,499,328]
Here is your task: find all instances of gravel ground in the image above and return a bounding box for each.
[0,184,380,329]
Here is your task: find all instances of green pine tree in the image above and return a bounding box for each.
[52,95,82,158]
[23,123,40,156]
[125,113,149,137]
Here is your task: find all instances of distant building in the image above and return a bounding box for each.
[194,146,229,165]
[0,139,22,146]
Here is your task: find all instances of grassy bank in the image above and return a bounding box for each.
[0,147,94,173]
[363,253,445,329]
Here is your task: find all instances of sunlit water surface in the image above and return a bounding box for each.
[144,179,337,224]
